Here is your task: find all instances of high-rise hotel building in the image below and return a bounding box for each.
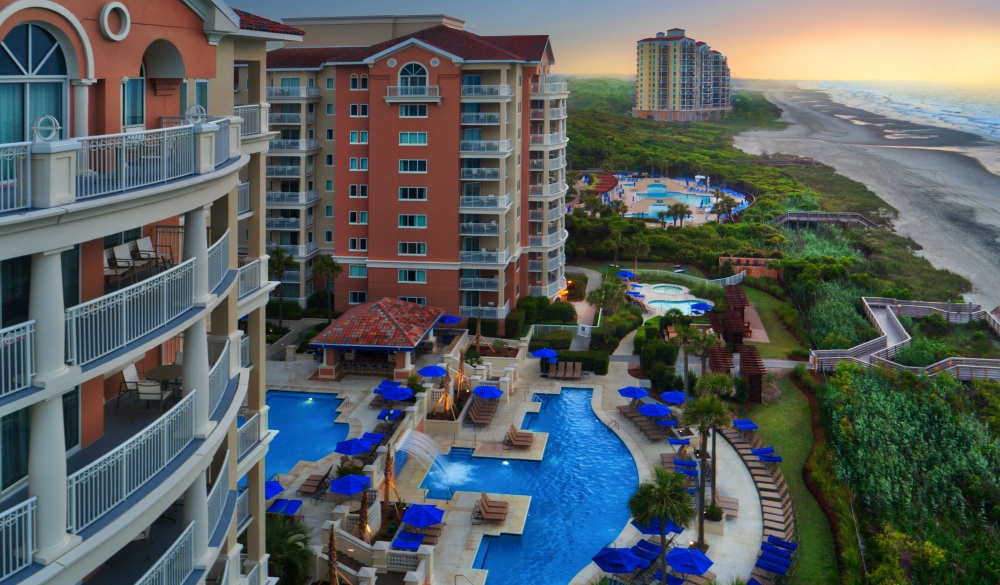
[633,28,732,122]
[0,1,300,583]
[261,16,569,327]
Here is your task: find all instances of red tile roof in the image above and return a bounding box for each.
[232,8,304,36]
[268,25,550,69]
[593,173,619,195]
[310,297,445,349]
[638,36,687,43]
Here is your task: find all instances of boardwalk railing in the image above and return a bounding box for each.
[136,523,195,585]
[769,211,882,229]
[0,497,36,581]
[0,320,35,398]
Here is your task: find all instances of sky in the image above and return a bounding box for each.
[237,0,1000,84]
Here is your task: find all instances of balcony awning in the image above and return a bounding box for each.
[309,297,445,352]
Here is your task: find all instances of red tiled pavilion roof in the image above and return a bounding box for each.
[310,298,445,350]
[593,173,619,195]
[232,8,304,36]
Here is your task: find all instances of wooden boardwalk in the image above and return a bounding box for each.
[769,211,882,229]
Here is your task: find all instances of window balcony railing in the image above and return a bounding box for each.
[233,105,261,136]
[460,85,512,98]
[459,222,500,236]
[76,126,196,200]
[459,247,510,264]
[459,194,511,210]
[529,131,568,146]
[268,139,320,151]
[65,259,195,367]
[529,229,568,248]
[237,182,251,215]
[460,113,502,125]
[238,410,262,461]
[207,230,230,293]
[268,112,301,125]
[531,107,568,121]
[459,140,511,154]
[135,522,195,585]
[265,164,314,177]
[386,86,441,99]
[460,167,500,181]
[240,335,251,368]
[207,454,230,539]
[459,278,499,291]
[0,497,37,582]
[238,258,262,299]
[266,87,320,99]
[67,392,195,533]
[0,141,31,212]
[265,217,301,231]
[530,82,569,95]
[208,340,231,418]
[265,191,318,205]
[529,181,569,197]
[0,320,35,399]
[459,300,510,320]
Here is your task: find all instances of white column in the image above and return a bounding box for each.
[29,250,70,382]
[29,396,80,562]
[71,80,94,138]
[185,207,210,303]
[183,470,212,567]
[183,318,212,437]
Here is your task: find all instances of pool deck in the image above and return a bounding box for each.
[616,177,717,226]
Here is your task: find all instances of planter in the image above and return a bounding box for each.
[703,517,725,536]
[423,415,461,435]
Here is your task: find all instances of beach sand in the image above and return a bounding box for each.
[734,82,1000,307]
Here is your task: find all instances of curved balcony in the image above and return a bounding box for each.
[530,82,569,96]
[238,258,264,299]
[529,277,567,298]
[529,155,567,171]
[237,182,251,216]
[529,181,569,199]
[0,320,35,399]
[528,229,568,249]
[528,206,564,222]
[529,131,569,147]
[0,498,36,581]
[268,139,320,152]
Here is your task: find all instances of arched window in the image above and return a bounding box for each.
[399,63,427,91]
[0,23,68,142]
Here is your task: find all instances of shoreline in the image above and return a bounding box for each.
[733,83,1000,308]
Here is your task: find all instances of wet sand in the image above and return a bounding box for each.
[734,82,1000,307]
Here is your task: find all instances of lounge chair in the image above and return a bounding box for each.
[503,424,533,448]
[392,531,425,550]
[555,362,566,379]
[266,498,289,514]
[134,236,173,269]
[104,248,133,286]
[547,363,556,378]
[296,466,334,495]
[472,500,506,523]
[265,480,285,500]
[113,243,154,276]
[134,379,172,411]
[117,362,143,407]
[479,492,509,513]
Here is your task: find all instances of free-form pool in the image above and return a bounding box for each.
[651,284,684,294]
[637,184,713,209]
[420,389,638,584]
[648,299,714,315]
[265,391,350,475]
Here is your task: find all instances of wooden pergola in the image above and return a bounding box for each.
[720,311,749,345]
[739,345,766,403]
[709,347,735,374]
[724,285,748,319]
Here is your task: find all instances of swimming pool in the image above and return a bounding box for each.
[420,389,638,584]
[651,284,685,294]
[637,184,713,208]
[648,299,713,315]
[266,391,350,475]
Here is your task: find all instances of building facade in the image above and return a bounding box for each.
[261,16,569,327]
[633,28,732,122]
[0,1,299,583]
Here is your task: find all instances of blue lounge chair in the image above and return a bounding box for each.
[265,480,285,500]
[766,535,798,551]
[392,531,425,551]
[629,545,657,567]
[677,468,698,478]
[634,539,663,558]
[266,499,288,514]
[363,432,386,444]
[674,460,697,468]
[282,499,303,518]
[761,542,793,558]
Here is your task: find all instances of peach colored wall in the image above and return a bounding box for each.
[80,378,104,448]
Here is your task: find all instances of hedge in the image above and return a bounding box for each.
[517,296,551,325]
[555,350,610,375]
[640,339,679,372]
[542,301,577,323]
[466,318,499,337]
[528,330,574,350]
[266,300,304,321]
[505,310,526,338]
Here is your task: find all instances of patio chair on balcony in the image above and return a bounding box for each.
[133,379,174,413]
[104,248,133,287]
[117,362,143,407]
[134,236,174,270]
[113,244,155,279]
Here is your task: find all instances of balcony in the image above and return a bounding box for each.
[529,131,568,147]
[530,82,569,96]
[461,112,502,125]
[135,523,196,585]
[268,139,320,152]
[459,300,510,320]
[385,86,441,103]
[207,230,231,293]
[529,229,568,248]
[459,140,512,156]
[459,194,511,211]
[237,182,251,215]
[281,270,301,283]
[265,164,314,177]
[459,247,510,264]
[233,105,262,136]
[268,112,304,125]
[265,190,319,205]
[236,489,251,533]
[0,141,30,212]
[238,410,264,461]
[529,181,569,198]
[459,277,499,291]
[266,86,320,99]
[266,217,301,231]
[529,253,565,272]
[0,320,35,399]
[529,278,567,297]
[528,207,563,222]
[460,85,512,101]
[529,106,568,120]
[459,222,500,236]
[277,241,318,257]
[0,498,36,581]
[238,257,265,299]
[460,167,500,181]
[240,335,251,368]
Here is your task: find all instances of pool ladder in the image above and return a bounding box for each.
[607,419,620,433]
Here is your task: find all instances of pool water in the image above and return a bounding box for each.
[420,389,638,584]
[651,284,684,294]
[266,391,350,475]
[648,299,714,315]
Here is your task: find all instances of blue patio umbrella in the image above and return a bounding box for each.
[666,547,714,575]
[631,517,684,536]
[376,380,402,389]
[402,504,445,528]
[378,386,414,402]
[617,270,636,279]
[691,301,714,312]
[473,386,503,399]
[652,572,686,585]
[638,403,672,417]
[327,474,371,496]
[618,386,649,399]
[660,391,687,405]
[592,547,645,574]
[334,438,373,457]
[531,348,558,359]
[438,315,461,325]
[417,365,448,377]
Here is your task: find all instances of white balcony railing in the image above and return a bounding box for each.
[529,181,569,197]
[240,335,251,368]
[76,126,195,200]
[460,140,511,154]
[531,107,567,120]
[277,242,318,257]
[67,392,196,533]
[529,279,566,297]
[460,85,512,98]
[268,139,320,151]
[0,141,31,212]
[529,131,568,146]
[0,497,36,581]
[459,194,511,209]
[266,87,320,99]
[529,208,562,222]
[238,411,262,460]
[281,270,301,283]
[386,550,420,571]
[265,164,314,177]
[208,230,230,293]
[386,86,441,98]
[265,191,318,205]
[208,339,231,418]
[460,113,501,125]
[238,259,262,299]
[237,182,251,215]
[460,167,500,180]
[459,222,500,236]
[65,259,195,366]
[268,112,301,125]
[0,320,35,398]
[207,454,230,538]
[236,489,250,530]
[214,119,231,167]
[530,82,569,95]
[529,229,568,248]
[459,247,510,264]
[459,278,499,291]
[234,105,261,136]
[459,300,510,320]
[136,522,195,585]
[265,217,301,231]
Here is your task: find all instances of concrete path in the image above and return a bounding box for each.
[266,317,329,360]
[566,265,603,351]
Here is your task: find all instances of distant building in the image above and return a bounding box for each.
[633,28,732,122]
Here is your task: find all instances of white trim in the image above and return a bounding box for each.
[0,0,96,79]
[363,38,465,66]
[99,2,130,42]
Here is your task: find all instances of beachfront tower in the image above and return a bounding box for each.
[633,28,732,121]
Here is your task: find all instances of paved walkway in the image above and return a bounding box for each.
[567,266,602,351]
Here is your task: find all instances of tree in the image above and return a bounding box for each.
[682,395,730,550]
[266,514,315,585]
[608,228,623,265]
[694,373,734,505]
[610,199,629,218]
[586,276,626,335]
[670,324,698,399]
[691,330,724,376]
[675,204,692,228]
[657,211,670,229]
[711,194,738,223]
[622,236,650,274]
[628,468,695,585]
[268,246,297,329]
[313,254,342,324]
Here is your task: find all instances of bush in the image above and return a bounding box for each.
[744,276,786,298]
[266,300,304,321]
[705,505,724,522]
[566,273,588,301]
[517,296,551,325]
[543,301,578,323]
[555,350,610,375]
[528,330,574,351]
[466,318,499,337]
[633,327,647,354]
[306,290,328,310]
[640,339,679,372]
[731,375,749,403]
[505,310,526,338]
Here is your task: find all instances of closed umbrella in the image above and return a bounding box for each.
[417,365,448,377]
[335,438,373,457]
[618,386,649,399]
[660,391,687,405]
[666,547,713,575]
[638,403,671,417]
[472,386,503,399]
[438,315,461,325]
[531,348,558,359]
[402,504,445,528]
[328,474,371,496]
[592,547,645,574]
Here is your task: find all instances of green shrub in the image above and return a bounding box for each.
[517,296,551,325]
[633,327,647,354]
[542,302,578,323]
[892,337,953,367]
[555,350,610,375]
[266,300,304,321]
[528,330,574,351]
[916,312,950,337]
[789,347,811,359]
[466,318,499,337]
[566,273,588,301]
[744,276,786,298]
[505,310,526,338]
[705,505,724,522]
[731,375,749,403]
[306,290,328,310]
[640,339,679,372]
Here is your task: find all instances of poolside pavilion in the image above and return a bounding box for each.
[310,297,445,381]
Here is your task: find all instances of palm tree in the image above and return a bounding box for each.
[668,202,687,228]
[675,204,692,228]
[711,195,738,223]
[268,246,297,329]
[657,211,670,229]
[670,324,698,399]
[694,373,734,506]
[586,277,626,335]
[608,228,623,266]
[691,330,724,376]
[682,395,730,550]
[610,199,629,218]
[266,514,315,585]
[622,236,650,274]
[313,254,342,324]
[628,468,695,585]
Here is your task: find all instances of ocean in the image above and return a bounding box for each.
[806,80,1000,144]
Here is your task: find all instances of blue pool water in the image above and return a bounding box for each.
[265,391,350,475]
[651,284,684,294]
[637,185,713,209]
[648,299,714,316]
[420,389,638,584]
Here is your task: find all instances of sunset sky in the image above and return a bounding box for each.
[239,0,1000,83]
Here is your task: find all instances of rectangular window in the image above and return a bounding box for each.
[398,214,427,228]
[349,211,368,225]
[349,291,367,304]
[360,76,368,89]
[400,104,428,118]
[398,269,427,283]
[122,77,145,127]
[349,265,368,278]
[399,160,427,173]
[398,242,426,256]
[308,78,315,87]
[350,104,368,117]
[348,238,368,251]
[326,154,333,166]
[326,104,334,115]
[398,296,427,305]
[350,131,369,144]
[194,80,209,110]
[398,187,427,201]
[349,158,368,171]
[325,180,333,192]
[350,76,369,90]
[399,132,428,145]
[324,230,333,243]
[326,129,333,140]
[326,77,334,89]
[325,205,333,217]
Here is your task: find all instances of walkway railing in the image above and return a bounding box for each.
[135,522,194,585]
[0,141,31,212]
[208,230,230,293]
[67,392,196,533]
[208,339,231,417]
[0,320,35,398]
[238,411,262,460]
[0,497,36,581]
[76,126,195,200]
[233,105,261,136]
[207,454,230,538]
[65,259,195,366]
[238,258,262,299]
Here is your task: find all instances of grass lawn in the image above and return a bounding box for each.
[576,260,709,278]
[744,287,805,359]
[749,377,839,585]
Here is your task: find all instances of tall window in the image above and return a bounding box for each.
[399,63,427,95]
[0,23,68,142]
[122,64,146,128]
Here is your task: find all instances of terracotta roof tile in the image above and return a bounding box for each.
[310,297,445,349]
[480,35,550,61]
[268,46,370,69]
[232,8,304,36]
